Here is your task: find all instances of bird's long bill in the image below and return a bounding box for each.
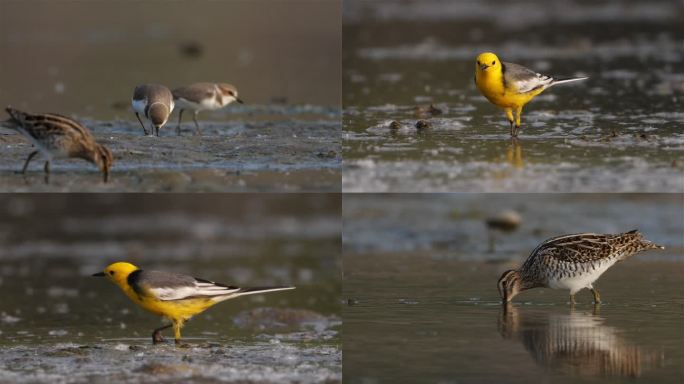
[92,272,105,277]
[236,97,244,104]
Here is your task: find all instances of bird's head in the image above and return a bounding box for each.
[91,144,113,183]
[476,52,501,73]
[497,269,522,303]
[217,83,243,104]
[93,262,140,287]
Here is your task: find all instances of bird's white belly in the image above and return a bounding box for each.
[547,260,615,293]
[176,97,221,111]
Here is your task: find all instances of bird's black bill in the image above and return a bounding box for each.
[479,64,489,71]
[236,98,244,104]
[92,272,105,277]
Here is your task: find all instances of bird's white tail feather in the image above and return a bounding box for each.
[212,286,295,302]
[551,77,589,86]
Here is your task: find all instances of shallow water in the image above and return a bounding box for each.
[0,195,341,383]
[342,194,683,383]
[343,0,684,192]
[344,257,683,383]
[0,106,340,192]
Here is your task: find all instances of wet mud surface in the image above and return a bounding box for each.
[343,0,684,192]
[0,195,342,383]
[0,106,340,192]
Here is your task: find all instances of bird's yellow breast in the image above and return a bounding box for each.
[476,70,544,109]
[121,284,216,321]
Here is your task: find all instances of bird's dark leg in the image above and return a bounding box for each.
[505,108,515,136]
[152,324,172,344]
[18,150,39,174]
[43,160,50,184]
[488,230,496,253]
[155,125,159,137]
[193,111,201,136]
[135,113,148,135]
[176,109,184,136]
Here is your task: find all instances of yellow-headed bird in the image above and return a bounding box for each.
[475,52,588,137]
[93,262,295,344]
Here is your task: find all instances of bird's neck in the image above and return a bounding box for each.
[479,70,504,93]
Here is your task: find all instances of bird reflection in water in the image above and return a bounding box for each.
[506,138,523,169]
[499,303,663,379]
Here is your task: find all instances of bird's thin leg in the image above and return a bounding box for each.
[488,230,496,253]
[155,125,159,137]
[173,320,182,345]
[514,106,523,136]
[177,109,184,136]
[152,324,172,344]
[591,287,602,304]
[43,160,50,184]
[569,293,576,305]
[18,150,39,174]
[192,111,201,136]
[505,108,515,136]
[135,113,148,135]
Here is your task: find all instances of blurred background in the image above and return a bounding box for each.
[0,194,341,381]
[343,193,683,383]
[0,0,341,119]
[342,0,684,192]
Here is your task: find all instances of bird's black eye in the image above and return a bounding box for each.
[109,270,115,276]
[492,61,496,65]
[477,61,480,65]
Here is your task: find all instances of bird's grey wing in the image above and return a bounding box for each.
[172,83,215,102]
[502,62,553,94]
[128,270,241,301]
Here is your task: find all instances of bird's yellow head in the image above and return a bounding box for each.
[93,262,140,288]
[476,52,501,73]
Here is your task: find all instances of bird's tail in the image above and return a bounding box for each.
[551,77,589,86]
[234,286,296,297]
[2,106,24,130]
[209,286,295,303]
[625,229,666,251]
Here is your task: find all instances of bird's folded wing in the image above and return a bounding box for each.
[130,270,241,301]
[503,62,554,94]
[172,84,215,101]
[534,233,613,263]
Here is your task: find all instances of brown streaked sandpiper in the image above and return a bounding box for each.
[497,230,664,304]
[172,82,243,136]
[4,107,113,183]
[132,84,174,137]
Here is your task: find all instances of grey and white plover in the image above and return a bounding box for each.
[172,82,243,136]
[132,84,174,136]
[497,230,664,304]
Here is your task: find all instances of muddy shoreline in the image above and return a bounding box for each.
[0,108,340,192]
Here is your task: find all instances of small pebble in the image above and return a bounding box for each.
[415,120,431,131]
